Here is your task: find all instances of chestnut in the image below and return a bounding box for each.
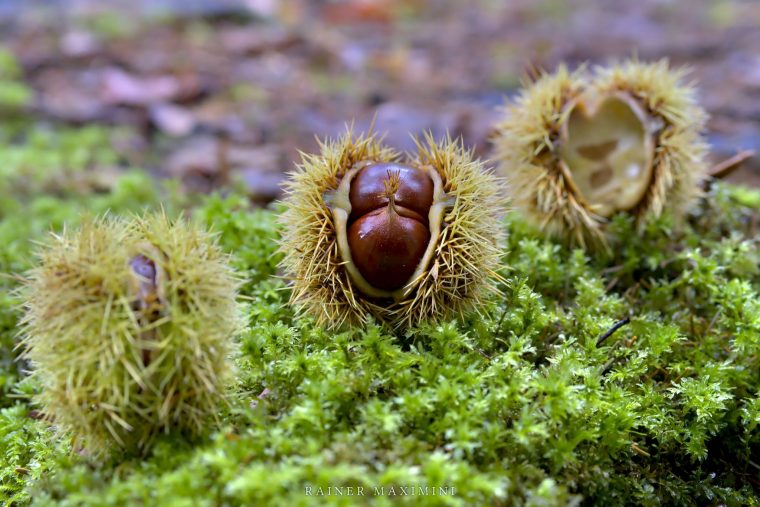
[347,164,432,291]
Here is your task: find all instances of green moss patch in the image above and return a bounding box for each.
[2,175,759,505]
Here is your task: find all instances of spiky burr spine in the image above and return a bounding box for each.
[492,59,708,248]
[19,213,241,455]
[278,129,505,331]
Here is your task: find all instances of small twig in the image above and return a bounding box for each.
[596,317,631,347]
[495,306,508,336]
[705,310,721,337]
[708,149,755,179]
[703,149,755,191]
[600,357,616,376]
[623,282,641,300]
[645,366,667,381]
[601,264,624,275]
[631,442,651,457]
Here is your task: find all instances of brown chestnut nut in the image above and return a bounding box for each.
[347,166,432,290]
[327,157,450,301]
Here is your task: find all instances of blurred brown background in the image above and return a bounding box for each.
[2,0,759,203]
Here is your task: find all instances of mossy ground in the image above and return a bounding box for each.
[1,58,760,507]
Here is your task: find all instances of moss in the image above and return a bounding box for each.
[0,174,758,505]
[0,48,32,113]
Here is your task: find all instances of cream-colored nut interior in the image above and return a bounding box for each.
[326,163,451,301]
[558,92,655,217]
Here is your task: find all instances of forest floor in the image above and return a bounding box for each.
[1,0,759,202]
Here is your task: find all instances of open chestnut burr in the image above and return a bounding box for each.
[279,130,505,331]
[492,59,708,248]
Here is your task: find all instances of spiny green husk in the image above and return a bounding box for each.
[492,59,708,248]
[18,212,242,455]
[278,129,505,331]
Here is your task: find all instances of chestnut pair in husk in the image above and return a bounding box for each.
[279,134,504,331]
[340,162,442,293]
